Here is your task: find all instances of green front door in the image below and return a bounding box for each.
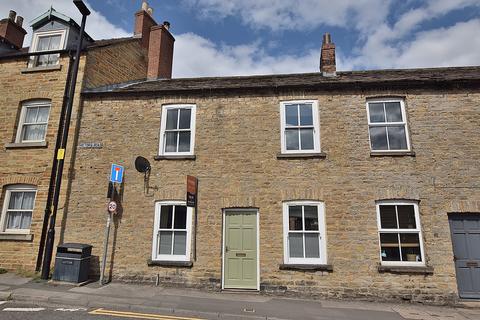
[224,210,258,289]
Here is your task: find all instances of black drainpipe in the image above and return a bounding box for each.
[35,53,75,271]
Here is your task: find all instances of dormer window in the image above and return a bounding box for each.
[30,30,66,67]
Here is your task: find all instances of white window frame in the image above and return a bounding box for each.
[280,100,321,154]
[158,104,196,156]
[282,201,327,265]
[152,201,193,262]
[366,99,411,152]
[0,185,37,234]
[376,200,425,267]
[15,100,51,143]
[29,29,67,67]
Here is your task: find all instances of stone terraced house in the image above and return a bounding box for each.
[65,31,480,304]
[0,3,173,272]
[1,2,480,305]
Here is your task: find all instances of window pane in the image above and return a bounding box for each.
[385,102,402,122]
[23,124,46,141]
[160,205,173,228]
[37,37,50,51]
[178,131,191,152]
[387,126,407,150]
[164,132,177,152]
[48,35,61,50]
[285,104,298,126]
[369,126,388,150]
[369,103,385,123]
[285,129,299,150]
[20,212,32,229]
[380,233,400,261]
[37,106,50,122]
[397,205,416,229]
[300,128,314,150]
[25,107,38,123]
[304,206,318,230]
[165,109,178,130]
[47,54,59,65]
[36,54,49,66]
[174,206,187,229]
[379,205,397,228]
[6,212,22,229]
[8,192,23,209]
[288,233,303,258]
[21,192,35,210]
[305,233,320,258]
[299,104,313,125]
[158,231,173,255]
[288,206,303,230]
[400,233,421,262]
[178,108,191,129]
[173,231,187,255]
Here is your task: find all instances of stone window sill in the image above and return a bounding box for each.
[5,141,48,149]
[279,263,333,272]
[378,265,433,275]
[21,65,62,73]
[277,152,327,159]
[154,155,196,161]
[370,151,415,157]
[147,259,193,268]
[0,233,33,241]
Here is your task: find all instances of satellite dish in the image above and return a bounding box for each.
[135,156,151,173]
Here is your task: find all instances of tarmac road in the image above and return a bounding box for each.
[0,300,405,320]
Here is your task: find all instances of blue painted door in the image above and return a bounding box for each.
[449,214,480,299]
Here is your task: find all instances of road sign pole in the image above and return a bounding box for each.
[100,182,116,285]
[100,210,112,285]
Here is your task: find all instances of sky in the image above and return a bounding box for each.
[2,0,480,78]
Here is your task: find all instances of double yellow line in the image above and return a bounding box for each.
[89,308,203,320]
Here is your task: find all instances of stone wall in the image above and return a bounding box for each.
[0,55,85,271]
[83,39,147,89]
[0,37,148,272]
[64,88,480,303]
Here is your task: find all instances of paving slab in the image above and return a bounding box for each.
[0,273,31,286]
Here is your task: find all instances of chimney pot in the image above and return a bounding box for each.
[320,32,336,76]
[163,21,170,30]
[323,33,331,44]
[141,1,148,11]
[147,7,153,15]
[16,16,23,27]
[8,10,16,21]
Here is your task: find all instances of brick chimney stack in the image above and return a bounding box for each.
[147,22,175,79]
[134,1,157,49]
[0,10,27,49]
[134,1,175,79]
[320,33,336,76]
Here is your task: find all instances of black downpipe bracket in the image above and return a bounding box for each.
[41,8,89,279]
[35,54,74,272]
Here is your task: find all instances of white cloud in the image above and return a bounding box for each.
[344,0,480,69]
[0,0,129,46]
[173,33,320,77]
[184,0,391,32]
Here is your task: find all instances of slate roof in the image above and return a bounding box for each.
[83,66,480,95]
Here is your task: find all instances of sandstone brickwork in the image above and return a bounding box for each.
[63,85,480,303]
[0,36,149,271]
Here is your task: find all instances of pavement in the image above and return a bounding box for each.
[0,273,480,320]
